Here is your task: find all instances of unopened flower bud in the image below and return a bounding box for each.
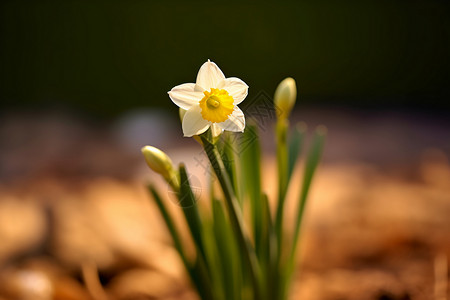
[274,77,297,120]
[141,146,176,182]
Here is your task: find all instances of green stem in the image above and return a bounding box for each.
[223,132,241,201]
[148,185,189,268]
[179,164,208,261]
[274,119,289,300]
[275,119,289,246]
[280,126,326,300]
[201,135,263,300]
[175,165,216,300]
[148,185,213,300]
[241,124,263,259]
[291,126,326,258]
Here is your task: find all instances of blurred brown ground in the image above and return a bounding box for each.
[0,108,449,300]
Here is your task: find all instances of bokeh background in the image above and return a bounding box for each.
[0,1,449,300]
[1,0,449,116]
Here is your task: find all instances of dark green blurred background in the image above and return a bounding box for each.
[1,0,449,117]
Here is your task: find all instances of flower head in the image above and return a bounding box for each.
[168,60,248,137]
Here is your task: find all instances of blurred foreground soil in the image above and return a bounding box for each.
[0,108,449,300]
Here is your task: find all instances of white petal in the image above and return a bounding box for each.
[168,83,204,110]
[196,60,225,90]
[182,105,211,137]
[217,107,245,132]
[219,77,249,105]
[211,123,223,137]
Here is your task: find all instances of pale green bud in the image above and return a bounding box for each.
[141,146,176,183]
[274,77,297,119]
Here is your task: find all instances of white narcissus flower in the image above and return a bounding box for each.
[168,60,248,137]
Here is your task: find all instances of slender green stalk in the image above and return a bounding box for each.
[179,164,207,260]
[272,118,289,300]
[178,164,217,300]
[148,185,189,268]
[287,122,307,181]
[191,257,215,300]
[279,126,326,300]
[241,124,263,258]
[220,133,240,198]
[212,199,242,300]
[209,165,215,204]
[292,126,326,256]
[201,216,226,300]
[148,185,213,300]
[275,119,289,247]
[260,192,278,300]
[201,135,263,300]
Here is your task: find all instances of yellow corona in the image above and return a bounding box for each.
[199,88,235,123]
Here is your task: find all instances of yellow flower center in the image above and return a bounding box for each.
[199,88,234,123]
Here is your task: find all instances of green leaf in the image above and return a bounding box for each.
[287,122,307,181]
[280,125,326,300]
[201,135,263,300]
[178,164,207,262]
[212,199,242,300]
[201,214,226,300]
[292,126,326,251]
[218,133,240,198]
[147,185,188,267]
[148,185,213,300]
[259,192,278,299]
[274,119,289,252]
[241,124,264,259]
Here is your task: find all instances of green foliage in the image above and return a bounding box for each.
[146,100,326,300]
